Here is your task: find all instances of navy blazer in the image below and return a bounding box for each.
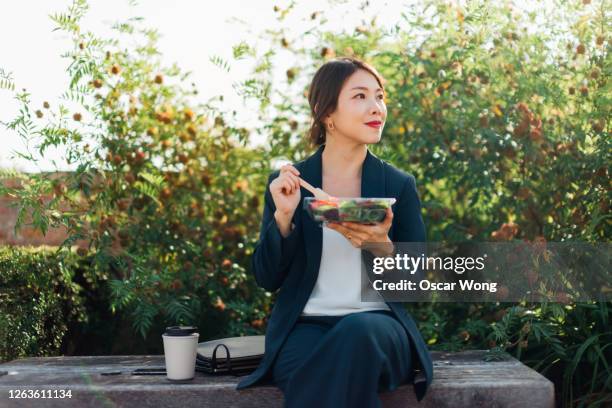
[236,144,434,402]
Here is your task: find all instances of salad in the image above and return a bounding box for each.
[304,197,396,224]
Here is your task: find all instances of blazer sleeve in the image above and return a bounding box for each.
[394,174,427,282]
[250,171,301,292]
[394,175,426,243]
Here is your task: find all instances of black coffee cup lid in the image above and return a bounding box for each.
[165,326,199,336]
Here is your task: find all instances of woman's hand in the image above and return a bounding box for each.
[327,207,395,256]
[269,164,301,236]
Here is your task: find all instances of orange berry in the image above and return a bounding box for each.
[155,111,172,124]
[529,128,542,141]
[516,102,530,113]
[201,173,211,187]
[135,150,146,162]
[592,120,604,133]
[178,153,189,164]
[187,124,197,136]
[160,187,171,199]
[320,47,335,58]
[251,319,264,329]
[214,297,226,311]
[183,108,194,121]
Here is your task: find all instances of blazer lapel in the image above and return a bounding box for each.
[300,144,386,295]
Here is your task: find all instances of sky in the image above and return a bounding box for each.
[0,0,562,172]
[1,0,398,172]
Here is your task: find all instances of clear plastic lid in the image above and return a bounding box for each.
[303,197,396,224]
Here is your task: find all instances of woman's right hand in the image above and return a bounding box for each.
[269,164,301,219]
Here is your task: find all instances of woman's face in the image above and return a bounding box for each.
[326,69,387,145]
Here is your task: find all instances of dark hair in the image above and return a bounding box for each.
[307,57,386,146]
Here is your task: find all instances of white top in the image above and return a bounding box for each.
[301,224,391,316]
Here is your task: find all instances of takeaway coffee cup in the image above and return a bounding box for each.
[162,326,199,381]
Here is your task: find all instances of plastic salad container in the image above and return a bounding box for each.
[303,197,396,224]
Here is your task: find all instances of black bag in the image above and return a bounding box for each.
[195,335,265,376]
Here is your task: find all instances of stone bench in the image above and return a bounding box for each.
[0,350,554,407]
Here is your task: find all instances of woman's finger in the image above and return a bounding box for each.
[280,164,300,177]
[329,223,366,243]
[332,222,362,236]
[338,222,365,232]
[282,179,294,194]
[383,207,394,225]
[282,173,298,191]
[339,222,376,237]
[285,173,300,191]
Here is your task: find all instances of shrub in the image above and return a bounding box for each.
[0,0,275,341]
[0,246,87,362]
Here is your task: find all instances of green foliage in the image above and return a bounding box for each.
[235,0,611,406]
[1,0,275,343]
[0,246,89,362]
[0,68,14,91]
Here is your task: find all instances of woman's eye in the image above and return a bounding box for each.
[355,93,385,99]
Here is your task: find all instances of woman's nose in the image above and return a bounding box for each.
[370,103,383,117]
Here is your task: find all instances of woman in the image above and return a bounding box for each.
[236,57,433,406]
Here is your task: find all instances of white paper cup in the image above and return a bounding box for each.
[162,326,199,381]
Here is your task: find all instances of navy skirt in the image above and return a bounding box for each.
[271,309,414,408]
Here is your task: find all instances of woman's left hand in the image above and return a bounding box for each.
[327,207,394,256]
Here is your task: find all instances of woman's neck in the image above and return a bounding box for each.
[321,139,367,180]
